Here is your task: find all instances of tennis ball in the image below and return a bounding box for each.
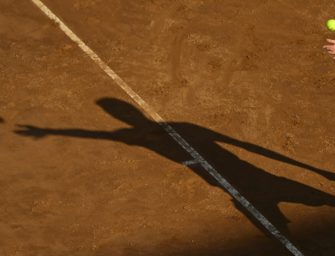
[326,19,335,31]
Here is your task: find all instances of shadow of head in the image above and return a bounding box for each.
[95,97,151,127]
[0,117,4,124]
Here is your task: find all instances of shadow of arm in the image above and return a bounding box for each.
[215,133,335,180]
[14,125,115,140]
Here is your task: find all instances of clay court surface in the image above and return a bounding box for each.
[1,0,335,255]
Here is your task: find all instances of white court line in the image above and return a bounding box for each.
[30,1,304,255]
[182,160,200,166]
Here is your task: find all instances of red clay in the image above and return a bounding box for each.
[1,1,335,255]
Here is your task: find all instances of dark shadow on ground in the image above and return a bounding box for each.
[0,117,4,123]
[94,217,335,256]
[14,97,335,238]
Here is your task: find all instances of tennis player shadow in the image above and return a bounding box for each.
[14,97,335,237]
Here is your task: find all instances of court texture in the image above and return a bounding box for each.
[0,0,335,255]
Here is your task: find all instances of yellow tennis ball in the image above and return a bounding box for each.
[326,19,335,31]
